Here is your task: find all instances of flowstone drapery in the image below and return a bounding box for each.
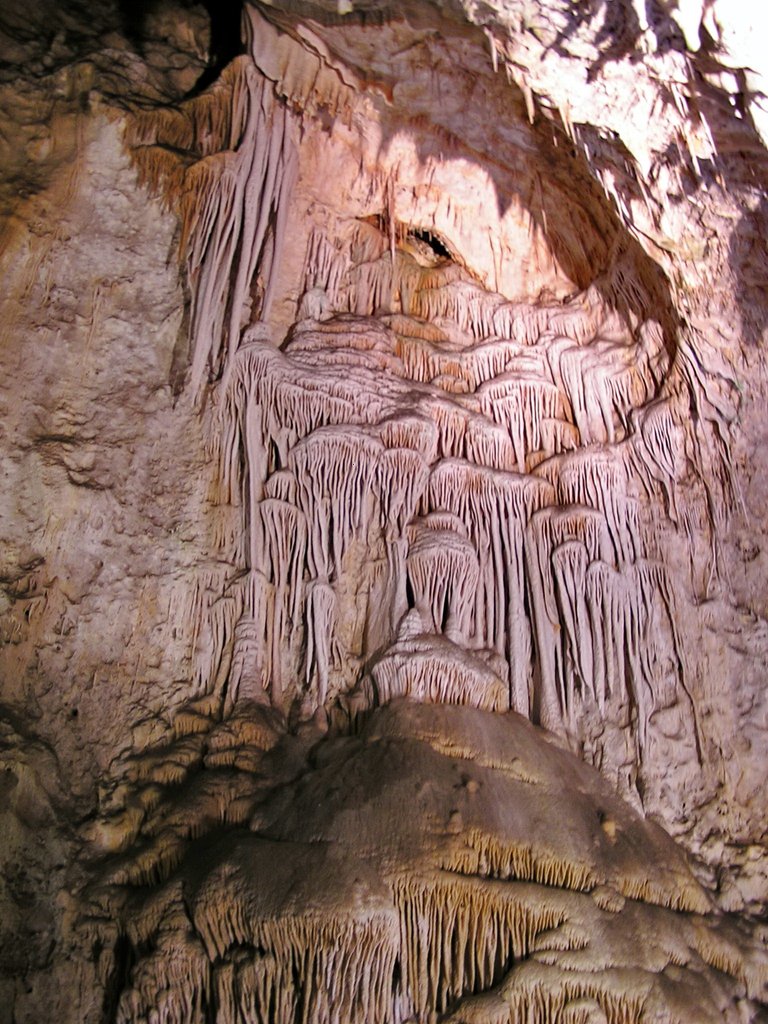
[3,0,767,1021]
[73,8,766,1020]
[126,19,726,798]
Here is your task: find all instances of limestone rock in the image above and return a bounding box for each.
[1,0,768,1020]
[85,701,768,1024]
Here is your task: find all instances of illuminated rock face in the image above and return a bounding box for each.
[125,13,708,797]
[2,0,768,1021]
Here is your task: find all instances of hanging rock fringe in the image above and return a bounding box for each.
[122,20,737,807]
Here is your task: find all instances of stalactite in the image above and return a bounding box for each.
[191,582,242,697]
[464,416,519,472]
[116,930,211,1024]
[579,557,700,766]
[120,12,743,913]
[260,498,307,687]
[545,320,668,447]
[492,301,552,345]
[302,229,349,310]
[226,612,268,713]
[128,59,300,395]
[552,540,595,721]
[346,252,395,316]
[119,901,401,1024]
[286,328,405,377]
[289,426,382,579]
[224,570,273,711]
[478,373,570,471]
[378,447,431,540]
[379,414,439,463]
[525,507,613,731]
[535,446,640,566]
[213,341,272,507]
[409,275,497,340]
[77,7,768,1022]
[424,460,551,712]
[498,964,649,1024]
[243,4,361,120]
[443,830,599,893]
[193,202,714,758]
[406,523,479,639]
[392,872,563,1018]
[305,579,339,706]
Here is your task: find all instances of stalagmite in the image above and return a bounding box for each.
[371,635,509,712]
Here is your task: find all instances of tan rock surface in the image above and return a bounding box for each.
[83,701,768,1024]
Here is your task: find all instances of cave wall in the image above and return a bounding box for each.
[1,0,768,1020]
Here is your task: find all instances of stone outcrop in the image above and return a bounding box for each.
[86,702,768,1024]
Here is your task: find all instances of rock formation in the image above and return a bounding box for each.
[1,0,768,1021]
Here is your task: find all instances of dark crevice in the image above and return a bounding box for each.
[117,0,245,94]
[407,227,453,261]
[193,0,244,92]
[100,933,135,1024]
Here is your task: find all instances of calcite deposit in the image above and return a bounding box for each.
[1,0,768,1021]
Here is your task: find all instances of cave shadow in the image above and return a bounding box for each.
[543,0,768,346]
[547,0,687,79]
[363,0,768,354]
[117,0,244,93]
[382,10,682,355]
[685,27,768,348]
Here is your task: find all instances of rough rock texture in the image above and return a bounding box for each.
[2,0,768,1021]
[86,702,767,1024]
